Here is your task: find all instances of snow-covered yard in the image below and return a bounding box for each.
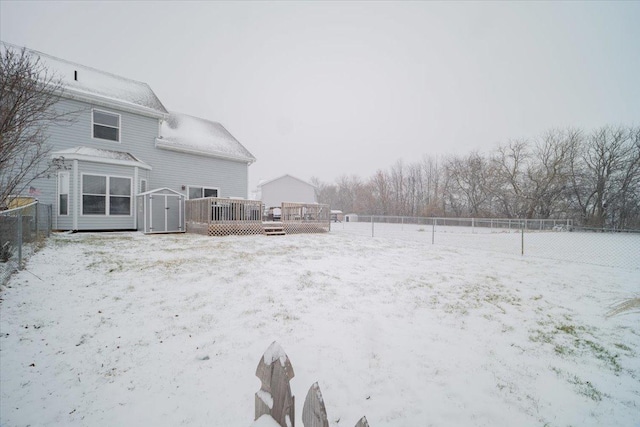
[0,230,638,426]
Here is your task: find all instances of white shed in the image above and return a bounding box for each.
[344,213,359,222]
[137,188,185,234]
[257,174,316,209]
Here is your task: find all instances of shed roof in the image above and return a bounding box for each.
[156,112,256,164]
[1,42,168,118]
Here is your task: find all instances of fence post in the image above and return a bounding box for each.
[371,216,374,238]
[521,219,524,256]
[17,211,23,270]
[472,217,475,234]
[432,218,435,244]
[48,204,52,237]
[35,202,39,239]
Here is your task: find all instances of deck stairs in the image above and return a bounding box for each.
[263,222,286,236]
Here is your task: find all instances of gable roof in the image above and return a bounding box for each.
[156,112,256,164]
[1,42,168,118]
[257,174,316,188]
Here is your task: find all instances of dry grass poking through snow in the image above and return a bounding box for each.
[0,231,639,427]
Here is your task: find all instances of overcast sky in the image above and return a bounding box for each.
[2,1,639,190]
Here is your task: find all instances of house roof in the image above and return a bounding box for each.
[2,42,168,118]
[51,146,152,170]
[257,174,316,188]
[156,112,256,164]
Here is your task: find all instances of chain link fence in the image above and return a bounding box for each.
[332,216,639,270]
[0,202,53,285]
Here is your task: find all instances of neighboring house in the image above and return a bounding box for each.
[3,42,255,231]
[257,174,317,209]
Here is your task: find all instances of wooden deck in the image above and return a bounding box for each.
[185,198,330,237]
[263,222,286,236]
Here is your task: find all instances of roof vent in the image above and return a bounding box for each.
[74,70,78,81]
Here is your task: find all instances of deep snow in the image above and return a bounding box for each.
[0,230,638,426]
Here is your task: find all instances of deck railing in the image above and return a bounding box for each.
[281,202,331,234]
[186,197,264,236]
[185,199,331,236]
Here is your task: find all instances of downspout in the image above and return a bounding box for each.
[73,159,79,231]
[134,166,139,230]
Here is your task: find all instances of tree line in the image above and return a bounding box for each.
[312,126,640,229]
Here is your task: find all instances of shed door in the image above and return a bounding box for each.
[166,194,183,232]
[149,194,183,233]
[150,194,167,233]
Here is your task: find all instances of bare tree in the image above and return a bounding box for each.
[493,139,529,217]
[446,152,495,216]
[568,126,638,228]
[368,169,392,215]
[0,44,73,208]
[525,129,579,219]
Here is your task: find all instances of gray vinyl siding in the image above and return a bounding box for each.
[27,98,250,230]
[146,149,249,199]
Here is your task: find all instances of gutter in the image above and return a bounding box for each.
[155,138,256,165]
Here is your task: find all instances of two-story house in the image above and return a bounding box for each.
[4,43,256,231]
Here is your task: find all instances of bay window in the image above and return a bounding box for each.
[82,174,131,215]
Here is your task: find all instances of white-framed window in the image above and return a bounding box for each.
[92,109,120,142]
[81,174,131,216]
[187,185,219,199]
[58,171,70,216]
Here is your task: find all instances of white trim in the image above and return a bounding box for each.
[133,167,139,230]
[61,87,168,120]
[143,192,148,233]
[137,187,183,197]
[57,171,70,216]
[80,173,133,217]
[51,151,152,170]
[155,138,255,164]
[73,160,79,230]
[143,192,185,234]
[92,108,121,143]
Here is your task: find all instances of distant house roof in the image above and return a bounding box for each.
[2,42,168,118]
[257,174,316,188]
[156,112,256,164]
[51,146,152,170]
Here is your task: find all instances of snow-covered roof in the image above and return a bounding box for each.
[156,112,256,164]
[2,42,168,118]
[51,146,152,170]
[257,174,316,188]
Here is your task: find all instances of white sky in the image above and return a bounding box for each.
[2,1,639,190]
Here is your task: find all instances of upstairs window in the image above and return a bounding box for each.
[93,109,120,142]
